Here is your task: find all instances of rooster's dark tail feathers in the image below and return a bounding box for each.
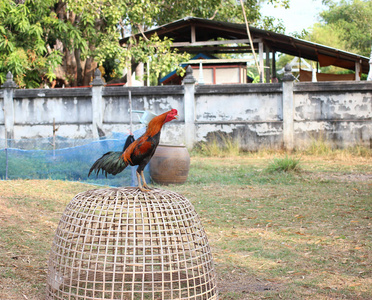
[88,151,128,178]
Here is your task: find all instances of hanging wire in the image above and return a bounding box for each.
[239,0,261,78]
[128,90,133,134]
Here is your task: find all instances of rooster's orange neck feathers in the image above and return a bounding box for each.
[145,110,171,137]
[121,110,171,164]
[120,110,176,165]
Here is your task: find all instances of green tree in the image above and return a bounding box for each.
[154,0,288,31]
[0,0,63,87]
[0,0,290,88]
[308,0,372,57]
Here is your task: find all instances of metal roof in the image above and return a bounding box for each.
[120,17,370,74]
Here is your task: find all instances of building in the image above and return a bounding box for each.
[160,53,253,85]
[120,17,370,84]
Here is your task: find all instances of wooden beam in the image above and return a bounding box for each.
[185,58,254,64]
[172,38,260,47]
[186,22,253,38]
[171,46,257,53]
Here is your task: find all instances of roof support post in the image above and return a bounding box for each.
[191,25,196,43]
[312,68,318,82]
[272,50,277,82]
[259,41,264,83]
[265,45,270,83]
[368,45,372,81]
[355,61,361,81]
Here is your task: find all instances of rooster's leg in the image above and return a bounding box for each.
[141,171,152,190]
[136,171,150,192]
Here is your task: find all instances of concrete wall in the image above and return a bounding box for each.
[194,84,284,150]
[1,69,371,150]
[12,88,93,139]
[101,86,185,145]
[294,82,372,148]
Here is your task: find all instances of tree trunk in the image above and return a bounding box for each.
[75,49,83,86]
[83,55,97,86]
[65,48,77,86]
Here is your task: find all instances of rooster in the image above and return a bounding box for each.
[88,109,178,191]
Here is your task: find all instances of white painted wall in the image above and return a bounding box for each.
[0,81,371,150]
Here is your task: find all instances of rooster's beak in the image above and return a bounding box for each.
[175,114,179,119]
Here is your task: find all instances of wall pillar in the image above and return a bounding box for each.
[1,72,17,140]
[90,68,105,139]
[282,64,296,151]
[182,66,196,149]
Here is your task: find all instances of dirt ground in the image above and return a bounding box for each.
[0,155,371,299]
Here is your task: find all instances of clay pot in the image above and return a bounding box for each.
[150,145,190,185]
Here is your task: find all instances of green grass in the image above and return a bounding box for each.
[266,155,301,173]
[166,155,372,299]
[0,153,371,299]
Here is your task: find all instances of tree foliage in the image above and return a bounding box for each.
[0,0,290,88]
[153,0,289,30]
[308,0,372,57]
[0,0,63,87]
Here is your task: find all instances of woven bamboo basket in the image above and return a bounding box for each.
[46,187,218,299]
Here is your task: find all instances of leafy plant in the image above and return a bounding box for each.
[0,0,291,87]
[0,0,63,88]
[306,0,372,57]
[247,69,260,83]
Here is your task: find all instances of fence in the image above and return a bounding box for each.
[1,66,371,184]
[1,66,372,150]
[0,128,149,187]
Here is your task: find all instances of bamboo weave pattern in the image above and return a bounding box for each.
[46,187,217,299]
